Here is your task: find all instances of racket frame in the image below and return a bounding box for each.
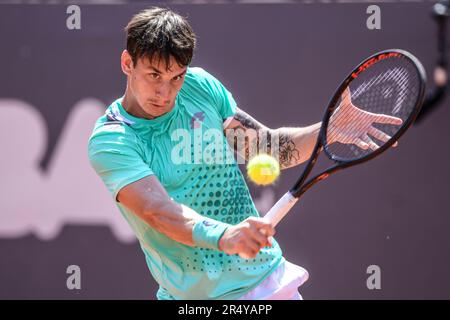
[289,49,426,198]
[265,49,426,226]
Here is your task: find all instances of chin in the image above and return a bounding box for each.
[144,104,172,118]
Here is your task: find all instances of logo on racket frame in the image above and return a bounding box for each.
[351,52,402,79]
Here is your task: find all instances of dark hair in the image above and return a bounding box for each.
[125,7,196,69]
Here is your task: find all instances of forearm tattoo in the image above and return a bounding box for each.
[277,133,301,169]
[225,109,268,161]
[225,108,301,168]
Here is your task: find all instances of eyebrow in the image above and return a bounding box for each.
[149,66,187,78]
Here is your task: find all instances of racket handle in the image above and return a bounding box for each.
[263,191,299,227]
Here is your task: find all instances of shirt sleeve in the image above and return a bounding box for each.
[192,67,238,121]
[87,122,154,201]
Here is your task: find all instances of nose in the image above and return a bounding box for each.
[155,82,170,100]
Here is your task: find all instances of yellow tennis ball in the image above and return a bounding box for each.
[247,154,280,186]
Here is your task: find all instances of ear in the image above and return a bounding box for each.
[121,50,134,76]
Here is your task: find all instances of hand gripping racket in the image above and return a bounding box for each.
[264,49,426,227]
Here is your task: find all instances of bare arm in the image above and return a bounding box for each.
[273,123,321,169]
[117,175,274,258]
[224,107,321,170]
[117,175,202,246]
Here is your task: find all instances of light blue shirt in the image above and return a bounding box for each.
[88,67,283,299]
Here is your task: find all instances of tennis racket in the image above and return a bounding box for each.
[264,49,426,227]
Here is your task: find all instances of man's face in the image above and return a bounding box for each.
[121,51,187,119]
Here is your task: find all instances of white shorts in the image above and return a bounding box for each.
[238,258,309,300]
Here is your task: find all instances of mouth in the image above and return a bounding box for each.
[151,103,165,108]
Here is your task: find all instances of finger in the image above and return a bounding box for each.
[354,138,370,150]
[247,238,261,253]
[367,126,392,144]
[239,252,253,259]
[257,227,275,239]
[267,236,273,247]
[341,87,352,105]
[240,241,260,259]
[240,251,257,260]
[246,218,275,236]
[249,226,272,248]
[367,127,399,148]
[372,114,403,126]
[361,134,380,151]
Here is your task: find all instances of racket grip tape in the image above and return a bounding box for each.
[263,191,299,227]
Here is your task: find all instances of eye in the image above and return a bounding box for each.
[172,74,185,82]
[149,73,160,80]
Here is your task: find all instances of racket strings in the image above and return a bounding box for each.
[337,67,410,140]
[325,57,422,161]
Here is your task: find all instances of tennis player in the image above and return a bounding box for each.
[88,7,399,300]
